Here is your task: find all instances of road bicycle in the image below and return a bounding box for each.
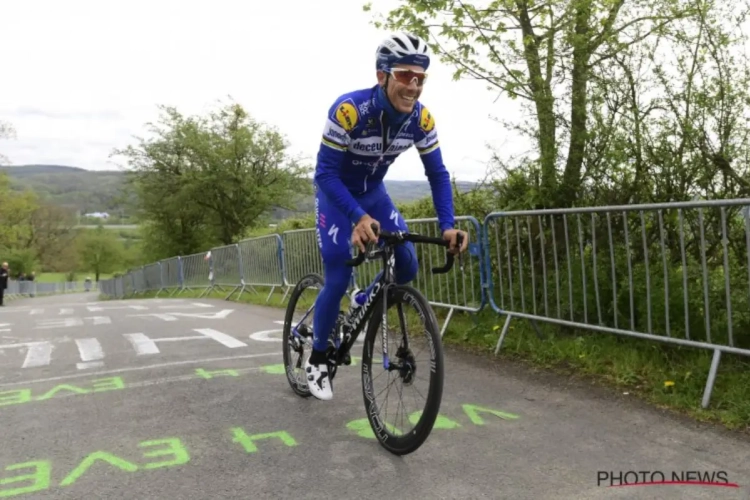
[281,224,464,455]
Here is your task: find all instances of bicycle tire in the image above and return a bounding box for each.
[360,284,444,455]
[282,273,323,398]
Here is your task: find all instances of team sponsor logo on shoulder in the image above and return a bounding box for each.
[419,106,435,132]
[324,123,349,143]
[333,98,359,132]
[358,99,372,116]
[423,129,437,144]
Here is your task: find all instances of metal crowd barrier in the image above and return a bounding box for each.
[483,199,750,408]
[98,200,750,409]
[4,280,98,301]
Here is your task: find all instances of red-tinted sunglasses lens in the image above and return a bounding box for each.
[391,70,427,86]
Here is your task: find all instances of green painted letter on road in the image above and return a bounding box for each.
[91,377,125,392]
[195,368,238,379]
[139,438,191,470]
[346,418,403,439]
[60,452,138,487]
[231,428,298,454]
[36,384,89,401]
[0,461,51,498]
[462,404,519,425]
[0,390,32,408]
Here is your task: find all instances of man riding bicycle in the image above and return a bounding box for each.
[307,32,469,400]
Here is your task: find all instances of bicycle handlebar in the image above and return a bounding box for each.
[345,223,464,274]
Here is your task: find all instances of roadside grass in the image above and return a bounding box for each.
[34,272,112,283]
[105,285,750,433]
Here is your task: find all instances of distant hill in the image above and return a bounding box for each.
[0,164,129,215]
[1,165,476,221]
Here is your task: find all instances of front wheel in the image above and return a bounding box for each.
[360,284,444,455]
[282,273,323,398]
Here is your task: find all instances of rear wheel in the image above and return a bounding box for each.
[282,273,323,398]
[360,284,444,455]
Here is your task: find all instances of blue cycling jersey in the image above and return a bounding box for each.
[314,84,455,232]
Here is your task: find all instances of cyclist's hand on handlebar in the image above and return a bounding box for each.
[352,214,380,253]
[442,228,469,255]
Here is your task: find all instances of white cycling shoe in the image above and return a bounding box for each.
[305,358,333,400]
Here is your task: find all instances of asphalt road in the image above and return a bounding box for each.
[0,293,748,499]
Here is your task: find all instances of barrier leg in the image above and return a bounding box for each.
[493,314,513,355]
[224,285,241,301]
[440,307,454,338]
[701,349,722,409]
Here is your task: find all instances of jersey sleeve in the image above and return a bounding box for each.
[314,97,367,225]
[414,105,455,232]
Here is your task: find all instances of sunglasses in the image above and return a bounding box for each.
[389,68,428,86]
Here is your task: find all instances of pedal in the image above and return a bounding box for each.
[343,353,351,365]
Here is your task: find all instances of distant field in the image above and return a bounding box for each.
[34,272,113,283]
[75,224,140,230]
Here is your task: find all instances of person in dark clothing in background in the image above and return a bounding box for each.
[0,262,8,306]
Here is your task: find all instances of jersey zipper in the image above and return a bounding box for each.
[364,110,414,193]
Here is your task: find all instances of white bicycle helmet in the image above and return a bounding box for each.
[375,32,431,72]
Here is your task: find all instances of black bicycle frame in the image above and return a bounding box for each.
[333,242,398,369]
[334,228,460,369]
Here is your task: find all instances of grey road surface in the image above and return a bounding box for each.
[0,293,748,499]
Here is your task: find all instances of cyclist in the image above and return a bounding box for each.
[307,32,469,400]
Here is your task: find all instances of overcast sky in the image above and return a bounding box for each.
[0,0,531,182]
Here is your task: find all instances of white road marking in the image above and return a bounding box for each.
[176,309,233,319]
[1,301,104,313]
[194,328,247,348]
[77,361,105,370]
[59,308,74,315]
[85,316,112,325]
[87,305,149,312]
[249,329,282,342]
[33,316,112,329]
[0,352,278,387]
[75,338,104,370]
[127,309,234,321]
[131,313,179,321]
[0,341,54,368]
[155,302,214,309]
[258,322,365,343]
[23,342,53,368]
[123,333,161,355]
[124,328,247,355]
[35,318,83,329]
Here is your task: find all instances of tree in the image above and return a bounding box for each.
[366,0,697,207]
[76,225,123,282]
[111,101,312,258]
[0,172,37,252]
[25,203,78,271]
